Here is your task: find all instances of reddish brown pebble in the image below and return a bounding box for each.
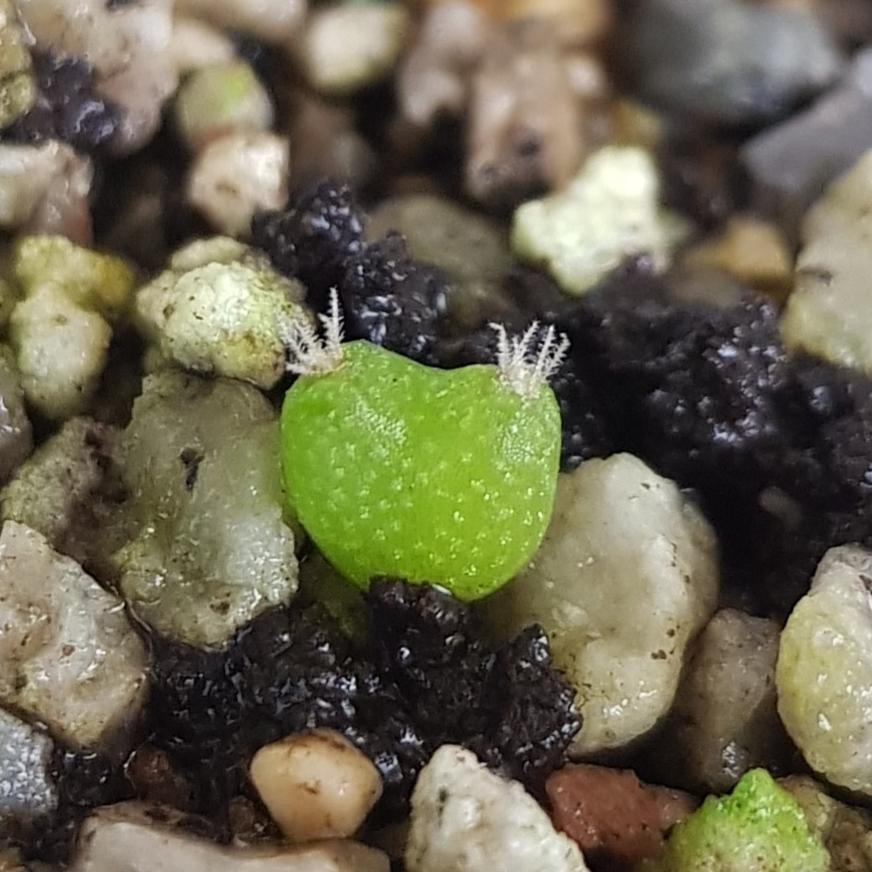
[125,745,194,811]
[546,764,697,867]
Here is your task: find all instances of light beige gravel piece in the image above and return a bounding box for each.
[135,256,305,390]
[780,775,872,871]
[11,286,111,421]
[396,2,491,131]
[512,147,684,295]
[174,61,273,152]
[0,522,149,755]
[112,372,298,648]
[0,0,36,129]
[486,453,719,756]
[175,0,306,46]
[71,802,389,872]
[8,235,135,421]
[0,143,93,245]
[0,417,120,569]
[171,17,237,74]
[187,130,289,237]
[251,729,382,842]
[683,215,793,303]
[301,3,410,97]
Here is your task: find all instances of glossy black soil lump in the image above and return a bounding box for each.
[252,179,366,309]
[557,275,872,612]
[146,581,580,823]
[3,52,121,152]
[565,279,792,490]
[341,234,451,364]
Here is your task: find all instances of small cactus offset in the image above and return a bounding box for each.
[280,294,565,599]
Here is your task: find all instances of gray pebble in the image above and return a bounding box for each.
[743,48,872,233]
[624,0,843,125]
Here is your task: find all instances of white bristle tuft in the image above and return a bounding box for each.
[489,321,570,399]
[281,287,345,376]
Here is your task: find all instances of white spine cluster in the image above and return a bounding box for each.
[490,321,570,399]
[281,288,345,376]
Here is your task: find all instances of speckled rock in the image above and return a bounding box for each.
[114,371,298,648]
[655,609,789,793]
[406,745,588,872]
[0,521,149,755]
[0,0,36,129]
[135,253,306,390]
[0,346,31,485]
[777,545,872,796]
[0,707,57,831]
[780,776,872,871]
[624,0,843,125]
[485,453,719,756]
[70,802,390,872]
[0,417,120,572]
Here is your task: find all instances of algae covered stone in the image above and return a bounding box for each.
[512,146,683,296]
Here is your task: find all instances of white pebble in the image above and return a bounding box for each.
[406,745,588,872]
[187,130,289,237]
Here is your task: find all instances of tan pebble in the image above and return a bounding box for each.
[502,0,611,47]
[430,0,611,46]
[746,0,814,8]
[683,215,794,302]
[608,99,665,150]
[250,728,383,842]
